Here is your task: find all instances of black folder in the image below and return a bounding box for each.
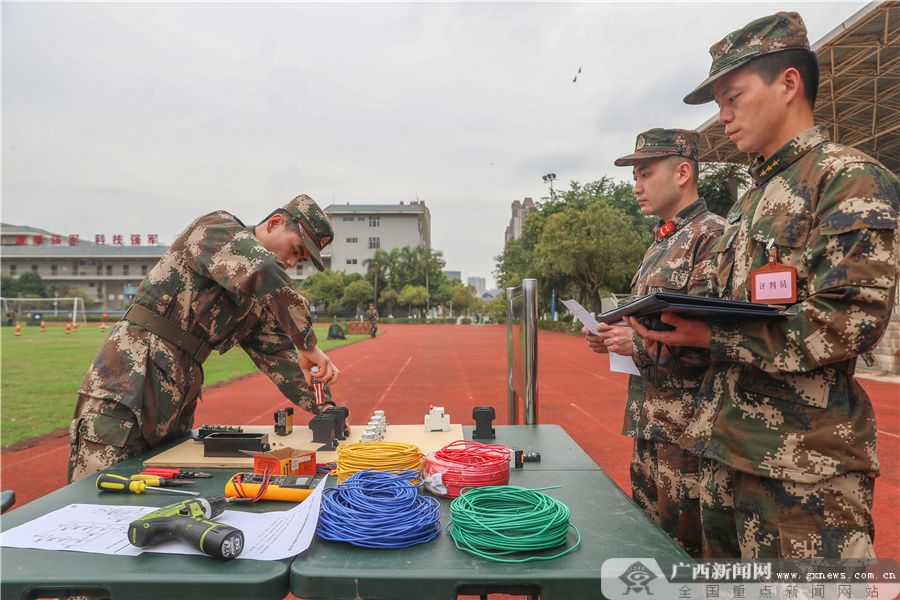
[596,292,786,325]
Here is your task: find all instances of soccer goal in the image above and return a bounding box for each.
[1,297,87,325]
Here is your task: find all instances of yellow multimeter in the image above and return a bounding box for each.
[225,472,321,502]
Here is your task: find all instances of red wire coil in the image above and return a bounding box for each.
[424,440,510,498]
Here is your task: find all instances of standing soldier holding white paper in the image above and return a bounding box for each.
[584,128,724,557]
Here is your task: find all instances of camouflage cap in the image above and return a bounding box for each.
[614,128,700,167]
[282,194,333,271]
[684,11,810,105]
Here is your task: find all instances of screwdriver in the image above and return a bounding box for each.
[141,468,213,479]
[130,474,196,487]
[96,474,199,496]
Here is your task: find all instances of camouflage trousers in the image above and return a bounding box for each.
[699,458,876,559]
[67,395,149,483]
[631,438,703,558]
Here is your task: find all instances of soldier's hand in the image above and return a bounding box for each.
[342,409,351,437]
[602,325,635,356]
[626,313,711,349]
[299,346,340,386]
[582,327,608,354]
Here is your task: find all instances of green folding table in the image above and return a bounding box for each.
[291,425,689,600]
[1,425,688,600]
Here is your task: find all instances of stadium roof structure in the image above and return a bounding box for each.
[696,1,899,175]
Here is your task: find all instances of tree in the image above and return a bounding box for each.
[15,272,47,297]
[450,284,479,316]
[495,179,646,313]
[699,163,749,217]
[432,278,457,309]
[486,293,508,321]
[364,249,394,308]
[299,270,347,316]
[341,280,375,315]
[535,203,645,312]
[397,285,428,317]
[1,275,17,297]
[379,288,398,315]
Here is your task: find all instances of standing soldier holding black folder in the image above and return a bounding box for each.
[630,12,899,559]
[584,128,724,557]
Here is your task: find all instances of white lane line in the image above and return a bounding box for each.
[878,430,900,439]
[375,355,414,409]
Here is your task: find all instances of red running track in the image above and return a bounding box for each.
[2,324,898,562]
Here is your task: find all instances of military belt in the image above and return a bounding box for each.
[124,303,212,363]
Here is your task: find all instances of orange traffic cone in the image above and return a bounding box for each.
[14,323,22,336]
[39,321,47,332]
[99,322,107,331]
[65,323,72,335]
[73,323,79,332]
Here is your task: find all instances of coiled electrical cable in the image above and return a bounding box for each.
[447,485,581,562]
[316,470,441,548]
[333,442,423,483]
[423,440,510,498]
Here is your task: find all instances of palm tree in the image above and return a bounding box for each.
[364,249,392,307]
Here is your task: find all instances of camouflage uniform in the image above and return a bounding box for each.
[683,13,900,558]
[367,306,379,338]
[615,129,726,558]
[68,195,336,481]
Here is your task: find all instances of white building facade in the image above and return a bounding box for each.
[312,201,431,277]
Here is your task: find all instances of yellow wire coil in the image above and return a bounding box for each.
[334,442,424,483]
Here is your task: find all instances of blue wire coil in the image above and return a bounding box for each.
[317,469,441,548]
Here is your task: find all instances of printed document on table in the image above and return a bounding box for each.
[563,298,640,376]
[0,476,327,560]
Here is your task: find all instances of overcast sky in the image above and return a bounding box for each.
[2,1,867,288]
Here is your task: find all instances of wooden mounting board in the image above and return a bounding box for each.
[143,423,465,469]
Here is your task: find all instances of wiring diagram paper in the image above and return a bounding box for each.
[563,298,640,376]
[0,477,327,561]
[0,503,145,556]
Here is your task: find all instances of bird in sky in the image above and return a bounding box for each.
[572,67,582,83]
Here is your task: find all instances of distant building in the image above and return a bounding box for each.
[2,202,433,309]
[467,277,486,296]
[443,270,462,281]
[314,201,432,277]
[1,223,167,311]
[504,197,536,243]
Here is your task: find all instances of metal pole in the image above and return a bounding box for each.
[506,286,517,425]
[522,279,539,425]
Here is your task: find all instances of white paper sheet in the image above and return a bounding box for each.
[563,298,640,376]
[561,298,601,335]
[609,351,641,376]
[0,476,327,561]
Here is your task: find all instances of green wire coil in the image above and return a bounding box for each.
[447,485,581,563]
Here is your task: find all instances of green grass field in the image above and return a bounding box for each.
[0,324,367,447]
